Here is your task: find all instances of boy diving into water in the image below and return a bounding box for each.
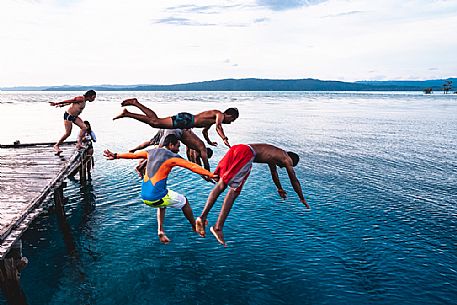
[113,98,238,148]
[196,144,310,246]
[104,134,216,244]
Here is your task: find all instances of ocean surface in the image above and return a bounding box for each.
[0,91,456,305]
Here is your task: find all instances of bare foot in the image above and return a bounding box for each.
[196,217,207,237]
[210,226,226,246]
[158,232,170,244]
[53,144,62,155]
[121,98,138,107]
[113,108,130,120]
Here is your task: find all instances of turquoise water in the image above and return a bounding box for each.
[1,91,456,304]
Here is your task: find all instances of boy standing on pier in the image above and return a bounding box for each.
[50,90,96,154]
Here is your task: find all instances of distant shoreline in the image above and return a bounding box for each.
[1,77,456,92]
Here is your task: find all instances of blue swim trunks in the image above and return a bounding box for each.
[171,112,194,129]
[64,111,77,123]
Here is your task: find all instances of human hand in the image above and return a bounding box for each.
[201,175,215,184]
[49,102,63,107]
[278,188,287,199]
[300,198,310,209]
[208,141,218,147]
[103,149,116,160]
[223,138,231,147]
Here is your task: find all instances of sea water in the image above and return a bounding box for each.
[0,91,456,305]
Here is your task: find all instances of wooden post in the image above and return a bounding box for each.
[0,240,28,305]
[54,183,66,218]
[86,156,92,179]
[79,151,87,184]
[53,183,78,258]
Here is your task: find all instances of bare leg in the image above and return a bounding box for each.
[54,120,73,154]
[196,180,227,237]
[113,108,174,129]
[74,117,86,149]
[211,188,239,246]
[182,130,211,171]
[157,208,170,244]
[121,98,158,118]
[135,159,147,178]
[180,199,196,232]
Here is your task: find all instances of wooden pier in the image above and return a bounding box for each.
[0,141,92,302]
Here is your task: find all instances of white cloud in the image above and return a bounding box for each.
[0,0,456,86]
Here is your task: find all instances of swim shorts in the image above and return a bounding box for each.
[171,112,194,129]
[64,111,77,123]
[150,129,184,146]
[214,144,256,193]
[142,189,186,209]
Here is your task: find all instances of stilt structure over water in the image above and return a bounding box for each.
[0,141,92,302]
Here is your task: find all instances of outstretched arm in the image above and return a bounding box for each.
[202,126,218,146]
[169,158,216,181]
[268,163,287,199]
[103,149,148,160]
[129,140,152,153]
[285,165,310,209]
[215,113,230,147]
[49,96,84,107]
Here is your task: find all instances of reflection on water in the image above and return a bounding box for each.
[1,91,457,305]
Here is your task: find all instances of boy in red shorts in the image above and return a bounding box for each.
[196,144,310,246]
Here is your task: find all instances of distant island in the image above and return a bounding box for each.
[1,78,456,92]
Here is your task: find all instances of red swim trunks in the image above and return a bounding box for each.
[214,144,255,193]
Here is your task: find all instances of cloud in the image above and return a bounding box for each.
[254,17,270,23]
[256,0,327,11]
[1,0,457,86]
[224,59,239,67]
[324,10,365,18]
[154,3,266,27]
[165,4,243,14]
[152,17,216,26]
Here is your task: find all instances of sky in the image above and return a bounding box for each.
[0,0,456,86]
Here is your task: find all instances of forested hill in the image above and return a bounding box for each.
[2,78,456,91]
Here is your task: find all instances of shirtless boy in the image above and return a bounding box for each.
[113,98,238,147]
[50,90,96,154]
[196,143,310,246]
[130,128,213,172]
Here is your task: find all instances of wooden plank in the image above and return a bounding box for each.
[0,147,75,158]
[0,142,88,259]
[0,159,68,166]
[2,173,54,178]
[0,141,76,148]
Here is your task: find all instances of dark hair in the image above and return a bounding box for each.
[163,134,179,147]
[83,120,92,132]
[287,151,299,167]
[224,108,239,119]
[84,90,96,97]
[206,147,213,159]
